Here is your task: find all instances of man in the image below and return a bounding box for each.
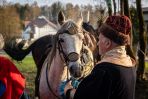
[63,15,136,99]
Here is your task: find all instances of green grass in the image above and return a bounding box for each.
[145,62,148,72]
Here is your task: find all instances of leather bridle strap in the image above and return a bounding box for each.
[58,40,71,81]
[58,40,69,64]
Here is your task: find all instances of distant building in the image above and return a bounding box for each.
[22,16,58,40]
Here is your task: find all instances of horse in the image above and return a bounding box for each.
[4,11,97,98]
[38,11,95,98]
[38,11,95,99]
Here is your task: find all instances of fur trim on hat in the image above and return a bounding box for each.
[99,23,130,45]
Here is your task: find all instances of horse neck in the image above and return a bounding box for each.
[48,48,69,92]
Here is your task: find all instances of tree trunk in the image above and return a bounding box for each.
[124,0,136,62]
[105,0,112,16]
[136,0,146,80]
[124,0,130,17]
[112,0,116,15]
[120,0,124,15]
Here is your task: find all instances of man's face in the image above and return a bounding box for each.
[97,33,110,55]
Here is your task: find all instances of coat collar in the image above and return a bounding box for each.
[99,46,136,67]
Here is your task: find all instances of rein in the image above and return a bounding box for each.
[45,35,62,99]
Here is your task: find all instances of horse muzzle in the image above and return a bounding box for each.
[69,63,84,78]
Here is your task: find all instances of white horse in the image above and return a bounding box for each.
[39,11,95,99]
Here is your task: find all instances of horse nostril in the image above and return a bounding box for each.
[69,66,73,73]
[80,66,84,71]
[69,66,81,73]
[69,66,82,78]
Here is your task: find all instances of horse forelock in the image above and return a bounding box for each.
[58,20,82,35]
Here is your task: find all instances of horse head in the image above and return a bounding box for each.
[57,11,94,78]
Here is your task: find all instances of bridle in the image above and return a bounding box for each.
[45,28,92,99]
[57,33,80,64]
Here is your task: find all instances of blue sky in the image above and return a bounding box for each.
[7,0,148,7]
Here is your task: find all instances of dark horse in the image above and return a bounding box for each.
[4,22,99,98]
[4,35,53,97]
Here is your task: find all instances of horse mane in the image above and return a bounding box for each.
[41,34,58,73]
[83,22,95,33]
[82,22,101,63]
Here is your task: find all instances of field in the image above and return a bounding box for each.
[8,55,148,99]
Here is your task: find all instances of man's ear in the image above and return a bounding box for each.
[105,38,111,49]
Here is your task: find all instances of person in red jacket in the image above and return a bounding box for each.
[0,34,26,99]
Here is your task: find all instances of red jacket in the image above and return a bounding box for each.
[0,56,25,99]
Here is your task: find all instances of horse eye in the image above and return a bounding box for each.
[59,38,64,42]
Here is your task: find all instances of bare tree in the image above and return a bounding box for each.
[124,0,130,17]
[31,1,41,20]
[112,0,116,15]
[120,0,124,15]
[105,0,112,16]
[124,0,136,67]
[50,1,64,23]
[136,0,146,80]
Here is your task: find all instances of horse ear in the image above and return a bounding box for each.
[76,12,83,28]
[58,11,65,25]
